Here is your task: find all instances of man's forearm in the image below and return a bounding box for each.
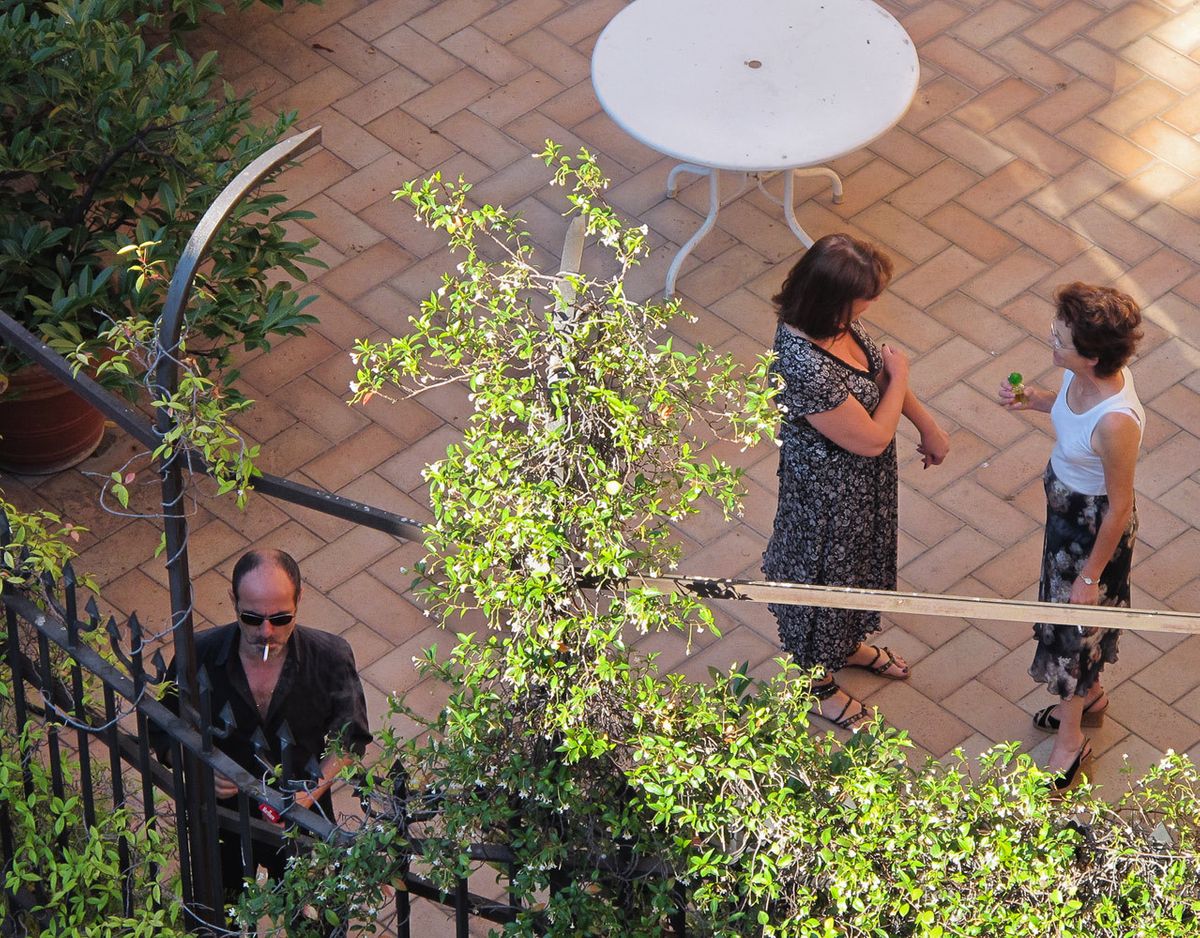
[297,753,352,808]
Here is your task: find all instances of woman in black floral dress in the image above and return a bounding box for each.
[998,283,1144,789]
[762,234,950,731]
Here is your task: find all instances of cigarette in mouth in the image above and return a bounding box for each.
[262,644,270,662]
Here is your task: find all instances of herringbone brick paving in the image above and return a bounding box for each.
[7,0,1200,926]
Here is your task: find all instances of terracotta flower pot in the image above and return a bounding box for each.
[0,363,106,474]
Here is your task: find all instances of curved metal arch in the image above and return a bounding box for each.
[154,125,322,410]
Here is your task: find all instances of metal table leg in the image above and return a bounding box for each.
[663,163,843,295]
[782,166,843,247]
[667,162,710,197]
[665,168,720,297]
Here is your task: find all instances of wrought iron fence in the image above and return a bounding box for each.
[0,521,689,936]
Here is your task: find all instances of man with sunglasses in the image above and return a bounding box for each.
[155,548,371,929]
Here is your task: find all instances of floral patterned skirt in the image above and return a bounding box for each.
[1029,461,1136,700]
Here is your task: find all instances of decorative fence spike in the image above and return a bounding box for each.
[84,595,101,630]
[107,615,133,671]
[214,701,235,740]
[277,719,295,788]
[250,726,272,772]
[197,666,214,752]
[149,648,168,685]
[64,569,80,650]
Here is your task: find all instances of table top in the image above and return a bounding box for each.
[591,0,919,173]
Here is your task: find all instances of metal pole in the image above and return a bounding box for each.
[154,125,323,931]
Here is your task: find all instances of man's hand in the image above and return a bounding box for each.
[214,771,239,800]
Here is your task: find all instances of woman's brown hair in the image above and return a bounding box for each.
[773,233,893,339]
[1055,282,1143,378]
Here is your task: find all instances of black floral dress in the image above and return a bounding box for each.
[761,322,897,672]
[1029,462,1136,699]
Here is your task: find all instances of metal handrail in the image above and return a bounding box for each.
[0,308,424,542]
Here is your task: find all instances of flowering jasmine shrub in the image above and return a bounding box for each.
[247,149,1200,937]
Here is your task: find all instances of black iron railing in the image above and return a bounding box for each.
[0,539,689,936]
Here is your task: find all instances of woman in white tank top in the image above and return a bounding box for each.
[997,282,1144,791]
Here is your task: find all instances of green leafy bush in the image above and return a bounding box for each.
[0,0,322,496]
[0,679,186,937]
[249,150,1200,937]
[0,0,321,379]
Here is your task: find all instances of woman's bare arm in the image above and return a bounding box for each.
[805,344,909,457]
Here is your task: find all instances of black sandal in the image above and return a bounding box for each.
[851,645,909,680]
[811,680,871,731]
[1033,692,1108,732]
[1048,738,1092,792]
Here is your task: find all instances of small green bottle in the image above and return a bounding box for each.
[1008,371,1026,404]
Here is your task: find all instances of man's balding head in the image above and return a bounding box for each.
[231,549,302,604]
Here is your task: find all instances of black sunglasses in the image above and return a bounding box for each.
[239,611,295,628]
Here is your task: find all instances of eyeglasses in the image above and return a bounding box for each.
[239,610,295,627]
[1049,319,1073,351]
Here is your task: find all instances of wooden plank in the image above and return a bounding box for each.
[629,575,1200,635]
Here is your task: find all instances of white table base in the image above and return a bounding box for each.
[664,165,843,297]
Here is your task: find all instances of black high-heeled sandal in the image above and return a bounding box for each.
[811,680,870,731]
[1049,738,1092,792]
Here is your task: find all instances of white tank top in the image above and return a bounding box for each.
[1050,367,1144,496]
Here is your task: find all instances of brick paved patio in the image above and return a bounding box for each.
[6,0,1200,927]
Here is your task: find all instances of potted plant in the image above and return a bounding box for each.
[0,0,321,473]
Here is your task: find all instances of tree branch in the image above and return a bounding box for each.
[60,122,178,228]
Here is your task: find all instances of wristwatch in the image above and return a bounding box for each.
[1080,575,1096,586]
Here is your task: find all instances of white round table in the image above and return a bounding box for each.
[591,0,919,295]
